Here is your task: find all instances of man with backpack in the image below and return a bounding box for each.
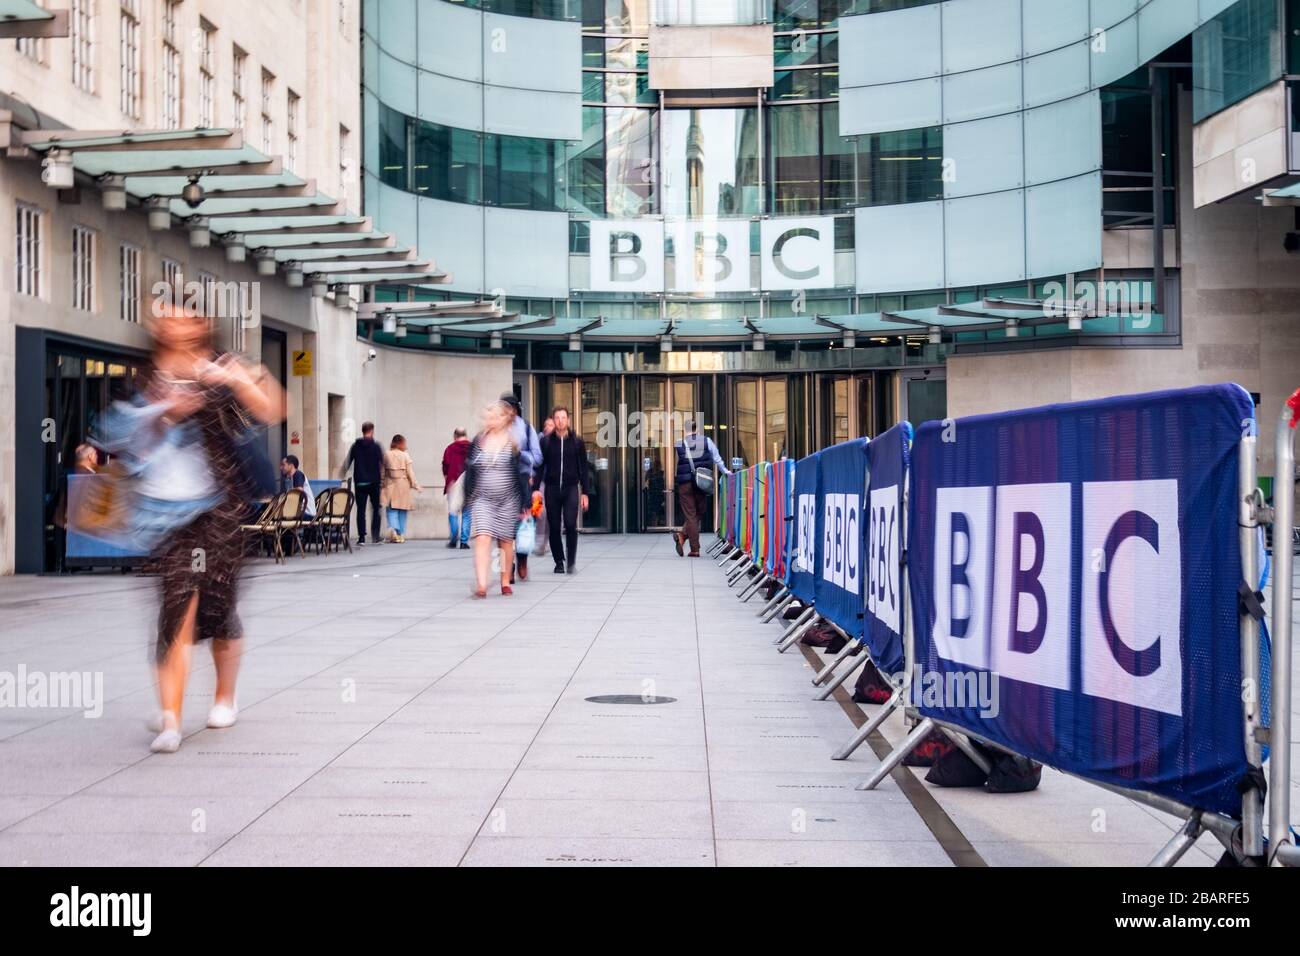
[672,420,730,558]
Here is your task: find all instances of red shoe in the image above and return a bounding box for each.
[501,585,513,596]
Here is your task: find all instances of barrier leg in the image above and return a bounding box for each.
[761,592,793,624]
[717,546,740,567]
[1147,813,1204,868]
[726,561,753,587]
[707,537,725,556]
[814,653,868,701]
[857,717,935,790]
[758,586,789,619]
[738,573,768,603]
[777,614,818,653]
[832,687,902,760]
[811,639,861,685]
[774,605,814,645]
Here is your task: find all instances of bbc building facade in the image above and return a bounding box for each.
[362,0,1300,535]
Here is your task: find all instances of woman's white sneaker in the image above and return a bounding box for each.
[207,702,238,729]
[149,728,182,753]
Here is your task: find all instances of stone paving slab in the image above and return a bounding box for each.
[0,534,1294,867]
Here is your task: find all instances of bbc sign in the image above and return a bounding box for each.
[589,217,836,293]
[931,479,1182,716]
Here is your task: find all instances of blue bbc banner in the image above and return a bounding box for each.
[863,423,912,675]
[908,384,1258,817]
[814,438,869,640]
[789,451,820,605]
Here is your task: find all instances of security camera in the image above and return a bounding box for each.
[41,150,75,190]
[181,174,205,208]
[367,348,377,362]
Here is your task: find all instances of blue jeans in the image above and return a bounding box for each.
[385,507,408,536]
[448,510,471,543]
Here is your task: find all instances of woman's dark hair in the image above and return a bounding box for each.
[391,434,405,448]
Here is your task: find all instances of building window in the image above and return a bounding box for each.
[72,226,98,312]
[119,0,141,118]
[119,243,141,322]
[261,69,275,154]
[199,19,216,127]
[287,90,300,174]
[71,0,95,93]
[339,124,351,209]
[162,0,181,129]
[15,0,48,62]
[15,203,43,298]
[1192,0,1285,121]
[232,46,247,131]
[162,256,183,296]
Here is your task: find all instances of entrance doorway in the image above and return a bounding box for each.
[544,376,615,532]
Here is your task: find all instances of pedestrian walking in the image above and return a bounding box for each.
[672,420,730,558]
[341,421,385,545]
[500,392,541,581]
[97,306,284,753]
[532,417,555,559]
[381,434,422,543]
[441,427,472,548]
[464,401,528,597]
[537,406,589,574]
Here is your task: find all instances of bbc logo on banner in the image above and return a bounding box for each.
[867,485,900,633]
[932,479,1182,716]
[795,493,816,573]
[821,494,860,595]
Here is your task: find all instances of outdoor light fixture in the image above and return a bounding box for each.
[842,331,856,349]
[394,319,408,339]
[283,262,304,287]
[489,330,503,349]
[309,277,328,297]
[224,234,246,263]
[1067,308,1083,332]
[181,174,205,208]
[332,285,353,310]
[428,328,443,345]
[752,333,766,351]
[1004,319,1020,338]
[568,333,581,352]
[660,334,673,351]
[40,150,74,190]
[100,176,126,211]
[146,196,172,231]
[381,311,397,335]
[255,250,278,276]
[187,217,210,248]
[928,326,941,345]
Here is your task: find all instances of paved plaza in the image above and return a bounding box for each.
[0,535,1296,867]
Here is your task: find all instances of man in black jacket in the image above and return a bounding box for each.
[537,406,588,573]
[342,421,385,545]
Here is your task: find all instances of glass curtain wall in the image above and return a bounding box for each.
[1193,0,1285,121]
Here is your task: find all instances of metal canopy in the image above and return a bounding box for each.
[0,1,69,38]
[9,126,444,284]
[1261,182,1300,206]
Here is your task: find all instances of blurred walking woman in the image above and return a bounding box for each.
[464,401,527,597]
[381,434,422,543]
[132,307,283,753]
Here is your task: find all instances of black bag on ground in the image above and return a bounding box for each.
[783,602,807,620]
[853,658,894,705]
[800,623,838,648]
[985,753,1042,793]
[925,741,990,788]
[902,727,953,767]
